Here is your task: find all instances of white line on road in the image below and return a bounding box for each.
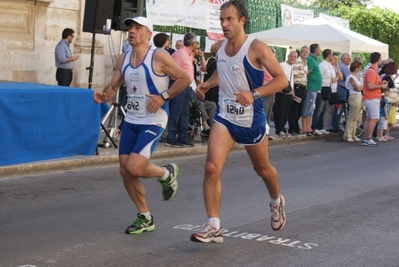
[173,224,319,250]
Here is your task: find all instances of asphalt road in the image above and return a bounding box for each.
[1,133,398,267]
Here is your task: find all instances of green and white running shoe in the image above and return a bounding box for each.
[158,163,179,200]
[125,213,155,234]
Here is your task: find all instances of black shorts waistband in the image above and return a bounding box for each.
[57,68,73,72]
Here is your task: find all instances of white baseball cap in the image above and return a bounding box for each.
[123,16,153,32]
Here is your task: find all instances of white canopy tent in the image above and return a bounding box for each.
[249,17,389,59]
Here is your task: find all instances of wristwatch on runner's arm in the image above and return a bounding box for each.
[161,91,170,101]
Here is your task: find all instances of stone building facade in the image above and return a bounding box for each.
[0,0,126,91]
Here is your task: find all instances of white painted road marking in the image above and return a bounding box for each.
[173,224,319,250]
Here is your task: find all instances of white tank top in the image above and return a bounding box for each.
[216,36,265,128]
[121,46,170,128]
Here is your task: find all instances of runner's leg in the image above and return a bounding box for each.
[203,122,236,218]
[245,136,279,199]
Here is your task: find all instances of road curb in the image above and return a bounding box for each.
[0,134,339,179]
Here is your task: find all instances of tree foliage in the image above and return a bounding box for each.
[311,0,372,9]
[338,5,399,63]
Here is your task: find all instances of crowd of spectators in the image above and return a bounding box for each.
[266,44,398,147]
[118,33,398,147]
[150,32,216,148]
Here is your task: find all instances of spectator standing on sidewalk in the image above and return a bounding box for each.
[323,52,342,132]
[262,47,277,140]
[380,61,398,140]
[153,32,174,55]
[165,35,175,55]
[337,53,351,102]
[289,46,308,135]
[274,50,297,138]
[190,1,288,244]
[312,49,334,135]
[331,52,352,132]
[166,33,199,148]
[376,90,389,142]
[93,16,191,234]
[353,56,363,81]
[343,61,363,143]
[303,43,322,136]
[192,43,216,134]
[361,52,388,146]
[175,40,184,50]
[204,44,219,106]
[54,28,79,86]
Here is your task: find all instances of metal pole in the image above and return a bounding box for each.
[87,32,96,89]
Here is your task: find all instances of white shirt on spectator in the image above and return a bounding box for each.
[330,64,338,93]
[345,74,362,95]
[319,60,333,87]
[280,61,294,90]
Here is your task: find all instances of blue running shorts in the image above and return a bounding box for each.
[119,122,164,159]
[214,114,269,145]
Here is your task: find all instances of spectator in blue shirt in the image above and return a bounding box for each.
[54,28,79,86]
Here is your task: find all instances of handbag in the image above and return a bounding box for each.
[281,68,292,95]
[321,86,331,101]
[282,83,292,94]
[386,88,399,103]
[329,92,339,104]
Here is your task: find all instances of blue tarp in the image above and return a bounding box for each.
[0,82,105,166]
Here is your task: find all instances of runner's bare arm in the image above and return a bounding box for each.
[234,39,288,107]
[250,39,288,96]
[145,50,191,113]
[93,54,125,103]
[154,49,191,99]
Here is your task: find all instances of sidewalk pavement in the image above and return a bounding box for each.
[2,107,398,179]
[0,130,339,179]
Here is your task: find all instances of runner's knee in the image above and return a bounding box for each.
[120,164,143,178]
[254,165,277,180]
[204,161,223,177]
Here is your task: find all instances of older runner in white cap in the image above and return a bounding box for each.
[93,16,190,235]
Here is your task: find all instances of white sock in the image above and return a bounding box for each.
[140,211,151,221]
[208,217,220,230]
[159,167,170,180]
[270,196,281,207]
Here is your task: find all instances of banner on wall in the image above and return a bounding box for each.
[146,0,228,41]
[280,4,314,26]
[146,0,208,29]
[207,0,229,40]
[319,13,350,29]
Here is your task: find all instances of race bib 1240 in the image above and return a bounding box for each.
[222,98,251,121]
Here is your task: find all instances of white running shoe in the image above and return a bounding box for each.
[270,195,286,231]
[361,139,377,146]
[190,223,224,243]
